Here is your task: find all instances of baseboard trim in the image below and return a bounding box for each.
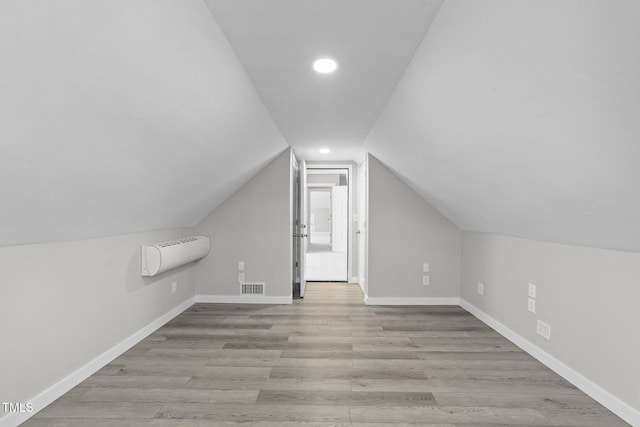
[459,299,640,427]
[196,295,292,304]
[364,296,460,306]
[357,277,366,295]
[0,296,196,427]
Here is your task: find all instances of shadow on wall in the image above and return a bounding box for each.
[125,250,195,293]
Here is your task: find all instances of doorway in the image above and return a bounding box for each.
[305,168,349,282]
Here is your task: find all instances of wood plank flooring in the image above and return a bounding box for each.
[24,283,628,426]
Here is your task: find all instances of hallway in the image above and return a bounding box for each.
[25,283,627,426]
[305,242,348,282]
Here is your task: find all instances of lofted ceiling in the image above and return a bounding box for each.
[2,0,640,253]
[0,0,287,246]
[364,0,640,252]
[204,0,444,161]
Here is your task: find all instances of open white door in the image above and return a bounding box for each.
[299,160,308,297]
[331,186,348,253]
[291,155,300,294]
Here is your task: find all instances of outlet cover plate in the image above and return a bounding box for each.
[423,263,429,273]
[238,273,245,283]
[477,282,484,296]
[528,283,536,298]
[536,319,551,340]
[422,275,430,286]
[527,298,536,313]
[239,261,245,271]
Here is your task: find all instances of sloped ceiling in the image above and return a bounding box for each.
[0,0,287,246]
[364,0,640,252]
[3,0,639,254]
[204,0,444,161]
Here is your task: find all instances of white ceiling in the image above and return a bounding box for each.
[204,0,444,161]
[3,0,640,253]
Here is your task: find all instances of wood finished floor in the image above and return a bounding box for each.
[24,283,628,426]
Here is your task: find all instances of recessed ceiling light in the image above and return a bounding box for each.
[319,148,331,154]
[313,58,337,74]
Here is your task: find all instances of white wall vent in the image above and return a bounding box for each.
[141,235,210,277]
[241,282,265,295]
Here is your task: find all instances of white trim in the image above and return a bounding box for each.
[0,297,196,427]
[459,299,640,427]
[350,276,359,284]
[364,296,460,306]
[357,277,366,295]
[308,183,336,188]
[196,295,292,304]
[289,149,296,312]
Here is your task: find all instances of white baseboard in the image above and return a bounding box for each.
[364,296,460,306]
[0,296,196,427]
[459,299,640,427]
[196,295,292,304]
[350,276,359,284]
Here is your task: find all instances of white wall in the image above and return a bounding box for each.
[367,155,461,301]
[195,149,292,300]
[0,0,287,247]
[0,228,195,420]
[461,232,640,421]
[310,191,331,209]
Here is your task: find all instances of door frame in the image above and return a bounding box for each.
[300,160,308,296]
[304,163,353,283]
[290,154,299,294]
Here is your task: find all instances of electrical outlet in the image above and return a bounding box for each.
[238,273,245,283]
[477,282,484,296]
[423,263,429,273]
[239,261,245,271]
[528,283,536,298]
[527,298,536,313]
[171,281,177,294]
[536,319,551,340]
[422,275,430,286]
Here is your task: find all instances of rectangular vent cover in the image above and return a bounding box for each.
[158,237,197,248]
[241,282,265,295]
